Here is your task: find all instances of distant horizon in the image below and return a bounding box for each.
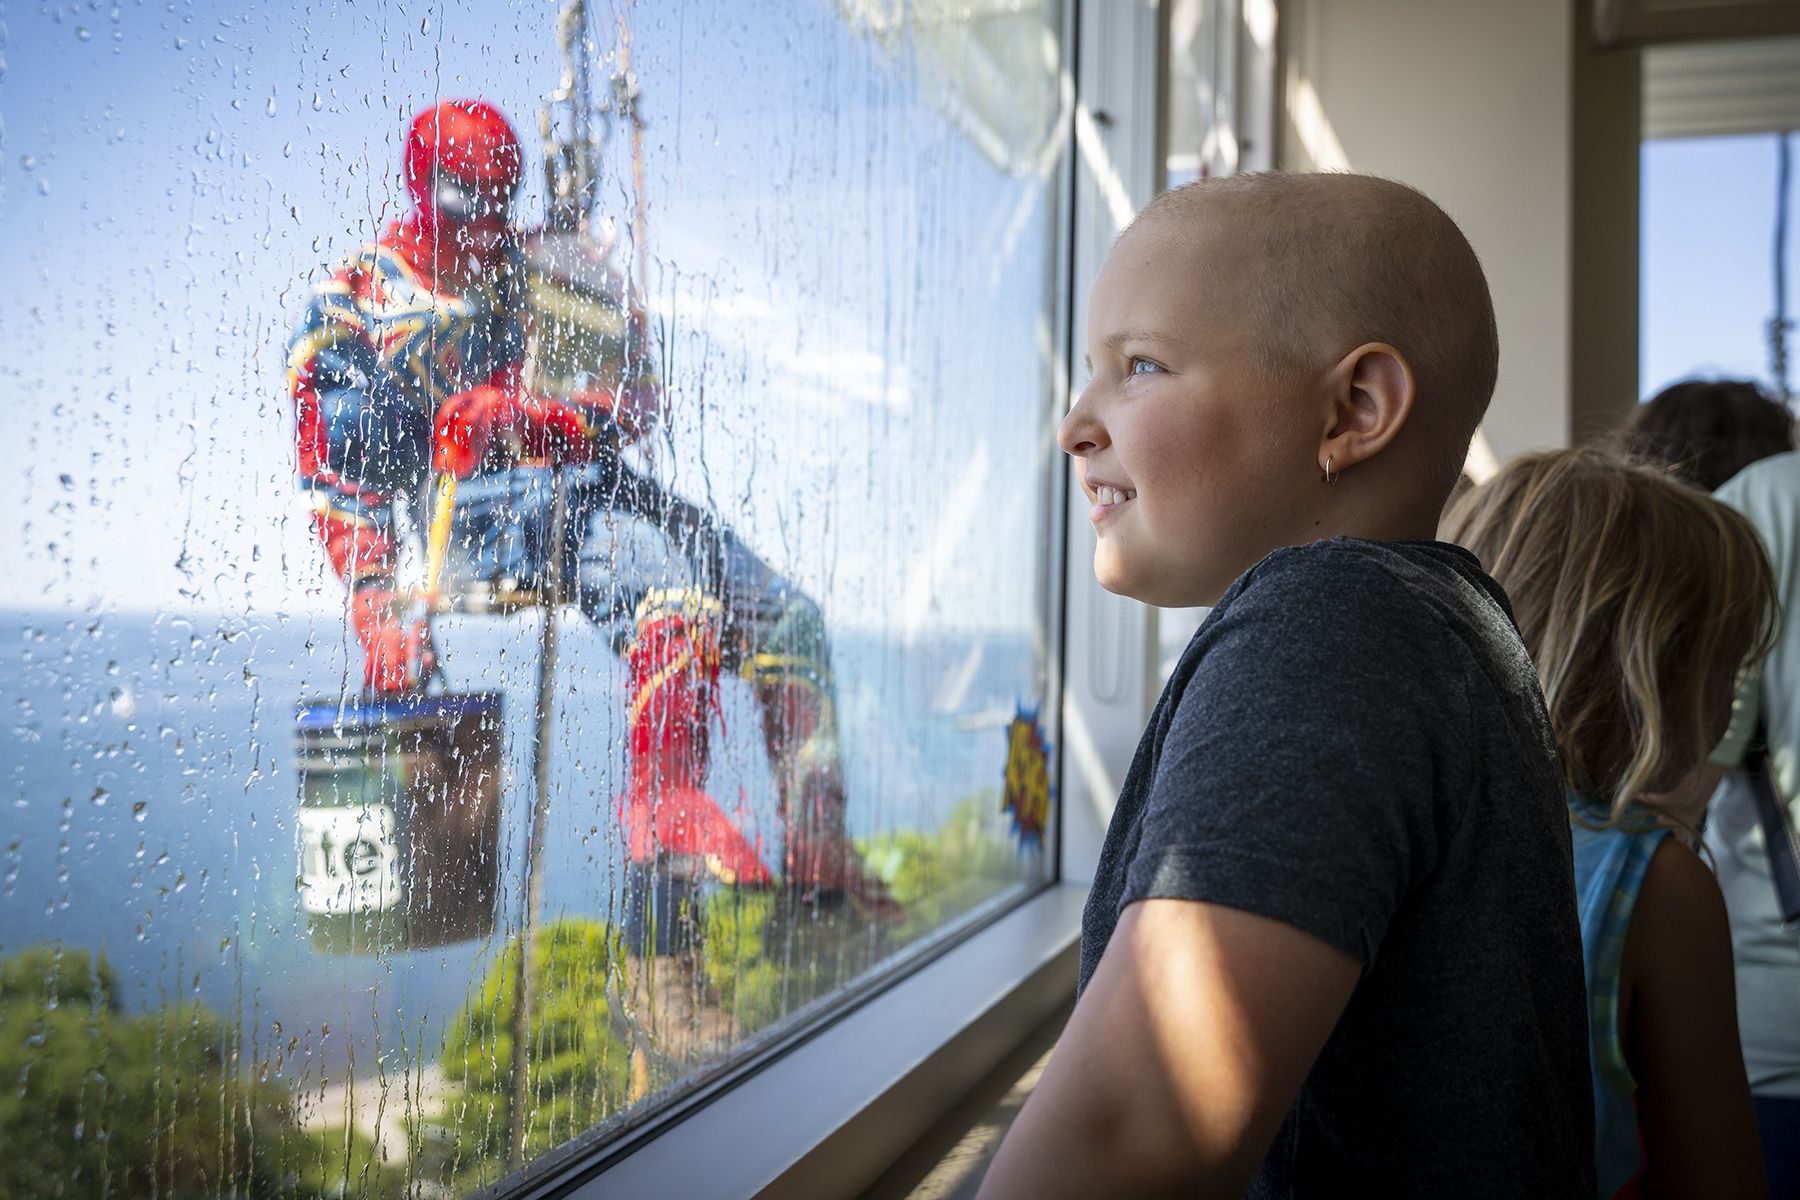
[0,598,1047,641]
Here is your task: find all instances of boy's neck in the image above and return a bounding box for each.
[1305,490,1445,546]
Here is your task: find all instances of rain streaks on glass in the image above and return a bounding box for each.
[3,0,1067,1193]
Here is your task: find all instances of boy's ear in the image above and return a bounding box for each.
[1319,343,1416,476]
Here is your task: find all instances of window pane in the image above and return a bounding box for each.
[3,0,1067,1192]
[1640,133,1797,397]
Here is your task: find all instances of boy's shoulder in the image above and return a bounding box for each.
[1246,535,1492,597]
[1208,536,1510,658]
[1169,536,1542,762]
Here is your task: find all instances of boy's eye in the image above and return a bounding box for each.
[1128,357,1163,376]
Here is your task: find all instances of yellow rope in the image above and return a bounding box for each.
[425,473,458,604]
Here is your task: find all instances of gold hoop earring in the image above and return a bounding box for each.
[1322,455,1339,485]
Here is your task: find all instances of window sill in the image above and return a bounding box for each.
[531,883,1085,1200]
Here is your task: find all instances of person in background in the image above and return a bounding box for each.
[1445,447,1774,1199]
[1619,374,1799,1190]
[1623,378,1793,492]
[1707,449,1800,1196]
[980,172,1592,1197]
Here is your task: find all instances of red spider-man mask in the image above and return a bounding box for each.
[403,99,522,261]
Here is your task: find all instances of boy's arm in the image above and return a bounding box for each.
[978,897,1358,1200]
[1624,839,1766,1200]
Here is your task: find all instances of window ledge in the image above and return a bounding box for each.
[535,883,1084,1200]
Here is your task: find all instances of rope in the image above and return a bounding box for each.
[1772,130,1793,403]
[615,1,651,309]
[424,473,458,604]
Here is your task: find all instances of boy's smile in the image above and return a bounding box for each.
[1061,213,1324,608]
[1085,478,1137,521]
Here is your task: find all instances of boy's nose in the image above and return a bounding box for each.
[1058,391,1107,457]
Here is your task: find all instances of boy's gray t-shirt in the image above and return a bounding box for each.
[1078,538,1594,1197]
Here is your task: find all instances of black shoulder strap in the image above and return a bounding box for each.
[1744,721,1800,926]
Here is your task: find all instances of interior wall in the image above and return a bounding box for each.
[1276,0,1581,461]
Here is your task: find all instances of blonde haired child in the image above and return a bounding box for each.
[1445,447,1776,1199]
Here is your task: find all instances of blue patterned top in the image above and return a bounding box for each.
[1570,802,1670,1199]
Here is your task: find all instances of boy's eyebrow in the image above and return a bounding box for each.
[1084,330,1178,372]
[1099,329,1178,353]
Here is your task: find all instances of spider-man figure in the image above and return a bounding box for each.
[287,99,887,906]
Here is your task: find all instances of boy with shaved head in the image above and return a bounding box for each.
[981,175,1593,1196]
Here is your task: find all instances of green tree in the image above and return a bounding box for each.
[858,791,1028,942]
[700,888,793,1032]
[434,919,632,1187]
[0,944,403,1200]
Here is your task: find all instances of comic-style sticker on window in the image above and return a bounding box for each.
[1003,703,1053,850]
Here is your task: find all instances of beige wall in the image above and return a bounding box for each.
[1277,0,1592,463]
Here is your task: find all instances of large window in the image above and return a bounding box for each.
[2,1,1069,1193]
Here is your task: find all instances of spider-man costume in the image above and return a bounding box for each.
[287,99,884,902]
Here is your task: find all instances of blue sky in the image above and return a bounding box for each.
[1641,133,1798,398]
[0,0,1066,634]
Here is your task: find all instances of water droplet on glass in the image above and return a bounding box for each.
[131,801,146,823]
[265,94,277,117]
[76,27,92,42]
[90,787,108,807]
